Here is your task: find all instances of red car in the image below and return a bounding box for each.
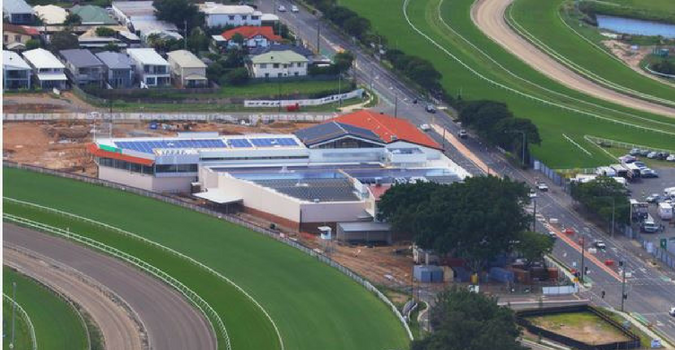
[563,228,575,235]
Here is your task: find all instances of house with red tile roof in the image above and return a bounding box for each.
[219,26,281,48]
[3,24,39,51]
[331,110,442,150]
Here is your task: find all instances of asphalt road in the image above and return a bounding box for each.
[4,245,145,350]
[261,0,675,342]
[3,224,217,350]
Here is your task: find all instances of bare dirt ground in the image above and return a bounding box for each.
[471,0,675,117]
[3,92,98,113]
[2,120,315,176]
[529,312,631,345]
[601,40,675,88]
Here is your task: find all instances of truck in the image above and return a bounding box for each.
[659,202,673,220]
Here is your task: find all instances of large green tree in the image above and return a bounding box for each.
[153,0,204,30]
[378,176,531,272]
[514,231,554,267]
[412,287,527,350]
[571,176,630,226]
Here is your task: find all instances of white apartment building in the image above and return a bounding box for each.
[126,48,170,87]
[249,50,308,78]
[199,3,262,28]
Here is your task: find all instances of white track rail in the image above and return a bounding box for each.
[3,292,38,350]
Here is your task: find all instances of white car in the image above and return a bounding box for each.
[291,5,299,12]
[419,124,431,132]
[278,5,287,12]
[537,183,549,192]
[670,307,675,317]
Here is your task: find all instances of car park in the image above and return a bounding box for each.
[278,5,287,11]
[291,5,299,12]
[458,129,468,139]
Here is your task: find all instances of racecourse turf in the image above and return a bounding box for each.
[3,266,88,350]
[340,0,675,168]
[3,168,410,350]
[509,0,675,104]
[3,298,32,350]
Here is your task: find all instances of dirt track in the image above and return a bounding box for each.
[4,246,145,350]
[471,0,675,118]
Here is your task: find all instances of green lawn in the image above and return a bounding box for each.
[3,298,33,350]
[339,0,675,168]
[2,267,88,350]
[219,79,349,98]
[3,168,410,350]
[578,0,675,24]
[528,311,630,342]
[509,0,675,105]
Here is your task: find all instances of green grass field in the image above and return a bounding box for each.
[578,0,675,24]
[509,0,675,105]
[2,267,88,350]
[3,298,33,350]
[339,0,675,168]
[3,168,410,350]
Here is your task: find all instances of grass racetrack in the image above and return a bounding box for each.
[3,168,410,350]
[508,0,675,104]
[340,0,675,168]
[3,266,88,350]
[3,298,33,350]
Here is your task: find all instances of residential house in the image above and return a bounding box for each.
[22,48,68,89]
[220,26,281,49]
[126,48,170,87]
[95,51,134,88]
[166,50,207,88]
[70,5,118,25]
[59,49,105,87]
[249,44,314,61]
[249,50,309,78]
[199,3,261,28]
[3,50,32,90]
[111,1,181,42]
[32,5,67,25]
[3,0,33,24]
[3,24,39,51]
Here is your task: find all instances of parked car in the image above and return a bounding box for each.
[634,161,647,169]
[670,307,675,317]
[641,169,659,178]
[419,124,431,132]
[291,5,299,12]
[458,129,468,139]
[537,182,549,191]
[646,194,661,203]
[629,148,641,156]
[639,149,651,156]
[425,104,436,113]
[278,4,287,11]
[619,154,636,163]
[647,151,658,159]
[667,155,675,162]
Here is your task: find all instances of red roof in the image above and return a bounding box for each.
[3,24,39,36]
[331,110,442,150]
[221,26,281,42]
[87,144,154,166]
[368,184,392,201]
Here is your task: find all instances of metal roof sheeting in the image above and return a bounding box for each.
[95,51,133,70]
[32,5,67,25]
[22,48,65,69]
[3,50,31,70]
[167,50,207,69]
[294,121,383,146]
[250,50,308,64]
[127,48,169,66]
[3,0,33,15]
[59,49,104,68]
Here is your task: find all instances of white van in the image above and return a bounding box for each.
[595,166,616,177]
[642,214,659,233]
[664,187,675,197]
[659,203,673,220]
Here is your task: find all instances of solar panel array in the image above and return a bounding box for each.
[115,139,226,154]
[228,139,253,148]
[254,178,359,202]
[249,138,298,147]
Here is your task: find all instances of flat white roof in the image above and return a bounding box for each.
[194,189,242,204]
[199,3,258,15]
[126,48,169,66]
[3,50,31,70]
[261,13,279,21]
[22,48,65,69]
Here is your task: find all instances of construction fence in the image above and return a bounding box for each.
[3,161,414,341]
[3,112,336,123]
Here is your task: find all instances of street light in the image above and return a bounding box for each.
[620,260,627,312]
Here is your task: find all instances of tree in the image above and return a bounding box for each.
[231,32,245,46]
[207,61,224,81]
[63,13,82,26]
[187,27,209,53]
[222,67,249,85]
[412,287,527,350]
[378,176,531,273]
[103,42,120,52]
[514,231,554,267]
[343,16,370,39]
[95,26,116,37]
[571,176,630,226]
[153,0,204,30]
[333,51,354,74]
[50,30,79,51]
[25,39,40,50]
[652,59,675,75]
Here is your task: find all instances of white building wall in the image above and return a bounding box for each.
[299,201,369,223]
[308,148,384,163]
[251,61,307,78]
[215,174,301,222]
[205,13,261,27]
[99,166,154,191]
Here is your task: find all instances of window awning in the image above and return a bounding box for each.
[37,73,67,81]
[193,190,242,204]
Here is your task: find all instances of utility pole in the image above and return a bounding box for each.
[620,260,627,312]
[580,236,585,283]
[10,282,16,349]
[184,20,187,50]
[316,21,321,54]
